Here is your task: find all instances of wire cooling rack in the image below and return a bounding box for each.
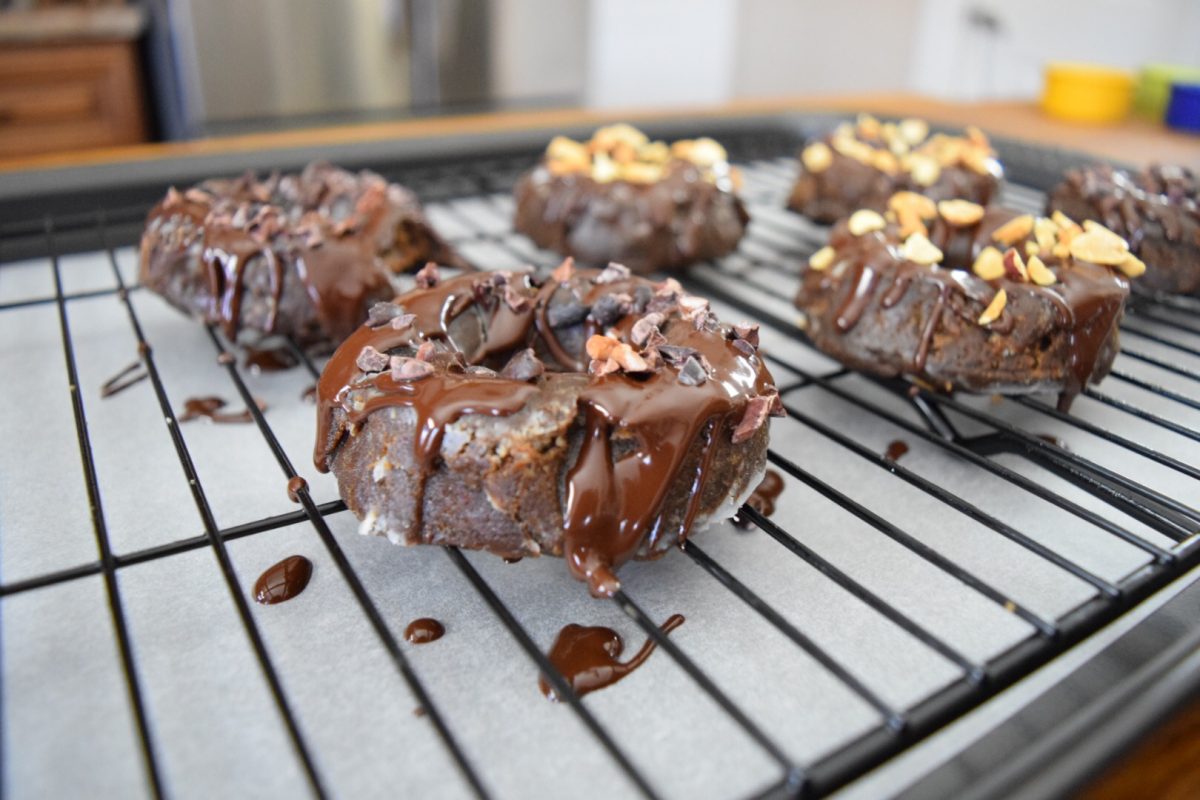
[3,129,1200,800]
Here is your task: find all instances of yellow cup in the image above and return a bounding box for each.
[1042,62,1134,124]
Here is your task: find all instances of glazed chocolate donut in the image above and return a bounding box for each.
[139,162,459,345]
[1046,163,1200,295]
[313,260,783,596]
[795,193,1145,409]
[789,115,1003,224]
[513,124,749,274]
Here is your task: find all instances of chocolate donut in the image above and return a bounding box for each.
[788,115,1003,224]
[313,260,783,596]
[139,162,459,345]
[1046,163,1200,295]
[513,124,749,274]
[795,193,1145,409]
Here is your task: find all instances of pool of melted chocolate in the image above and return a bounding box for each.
[539,614,685,701]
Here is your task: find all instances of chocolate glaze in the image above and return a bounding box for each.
[731,469,785,529]
[254,555,313,604]
[514,161,748,274]
[885,440,910,461]
[404,618,445,644]
[314,265,781,596]
[797,207,1130,410]
[100,360,148,398]
[286,476,308,503]
[179,395,262,424]
[539,614,685,701]
[244,345,299,373]
[1047,164,1200,295]
[139,163,460,344]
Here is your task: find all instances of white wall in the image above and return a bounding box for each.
[575,0,1200,109]
[489,0,588,103]
[585,0,738,108]
[908,0,1200,100]
[733,0,922,98]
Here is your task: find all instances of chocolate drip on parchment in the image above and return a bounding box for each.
[539,614,684,701]
[253,555,313,604]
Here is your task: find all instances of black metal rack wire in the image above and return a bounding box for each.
[2,127,1200,800]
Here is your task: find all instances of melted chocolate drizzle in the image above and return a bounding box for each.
[885,440,910,461]
[286,476,308,503]
[179,395,262,424]
[314,267,779,596]
[253,555,313,604]
[244,345,299,373]
[100,360,148,399]
[404,618,445,644]
[539,614,685,701]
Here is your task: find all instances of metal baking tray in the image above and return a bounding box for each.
[3,113,1199,800]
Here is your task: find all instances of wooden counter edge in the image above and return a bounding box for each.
[0,93,1195,174]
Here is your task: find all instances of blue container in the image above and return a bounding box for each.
[1165,82,1200,133]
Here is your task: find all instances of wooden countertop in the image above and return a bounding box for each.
[0,93,1195,174]
[1,91,1195,795]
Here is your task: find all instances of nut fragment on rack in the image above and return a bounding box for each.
[847,209,887,236]
[900,233,943,265]
[977,288,1007,326]
[801,142,833,173]
[1068,222,1130,265]
[1027,254,1057,286]
[908,154,941,187]
[937,199,985,227]
[991,214,1034,246]
[972,246,1005,280]
[808,245,836,271]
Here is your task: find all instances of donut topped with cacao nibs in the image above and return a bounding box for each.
[315,260,782,596]
[796,193,1143,410]
[139,162,459,345]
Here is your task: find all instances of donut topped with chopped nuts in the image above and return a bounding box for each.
[314,260,782,596]
[513,124,749,274]
[788,115,1003,224]
[795,194,1142,409]
[1047,163,1200,296]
